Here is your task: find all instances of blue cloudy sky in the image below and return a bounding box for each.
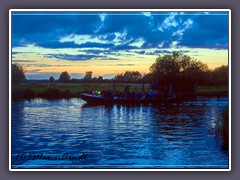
[11,11,229,79]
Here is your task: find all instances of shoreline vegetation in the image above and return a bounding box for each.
[12,82,228,101]
[215,105,229,149]
[12,52,228,101]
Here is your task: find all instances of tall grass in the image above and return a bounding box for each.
[215,105,229,149]
[12,87,78,100]
[198,86,228,93]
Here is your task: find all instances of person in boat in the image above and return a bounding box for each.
[102,90,112,99]
[148,89,154,98]
[115,91,123,99]
[141,91,146,100]
[130,90,135,99]
[124,85,130,92]
[123,85,130,99]
[153,90,158,98]
[135,91,141,100]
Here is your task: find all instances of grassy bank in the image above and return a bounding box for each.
[13,82,148,93]
[12,82,228,101]
[12,82,149,100]
[198,86,228,93]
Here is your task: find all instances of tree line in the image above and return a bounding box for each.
[12,51,228,86]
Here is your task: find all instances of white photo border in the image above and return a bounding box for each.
[9,9,231,171]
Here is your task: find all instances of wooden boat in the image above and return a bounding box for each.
[79,93,178,104]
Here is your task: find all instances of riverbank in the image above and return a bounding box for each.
[12,82,228,101]
[12,83,149,100]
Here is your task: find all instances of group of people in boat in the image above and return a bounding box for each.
[90,82,169,100]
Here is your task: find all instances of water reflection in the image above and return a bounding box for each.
[12,97,228,168]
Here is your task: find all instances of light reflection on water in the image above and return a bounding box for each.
[11,97,229,169]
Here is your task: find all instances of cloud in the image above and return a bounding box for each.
[60,34,106,44]
[12,60,36,63]
[12,52,21,55]
[178,15,228,49]
[134,49,190,56]
[111,44,139,51]
[145,50,172,55]
[45,53,118,61]
[142,12,151,17]
[27,69,41,73]
[12,11,229,63]
[36,40,117,49]
[137,50,146,54]
[161,14,179,29]
[36,41,82,49]
[115,64,135,66]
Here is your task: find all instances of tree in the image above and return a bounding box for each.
[150,51,208,85]
[49,76,55,83]
[123,71,142,82]
[114,71,142,82]
[212,65,228,85]
[98,76,103,81]
[58,71,70,83]
[142,73,154,83]
[12,63,26,84]
[178,54,208,84]
[113,73,124,82]
[84,71,92,80]
[150,52,181,84]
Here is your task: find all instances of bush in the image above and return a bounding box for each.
[12,88,35,101]
[215,105,229,149]
[58,71,70,83]
[221,105,229,149]
[12,64,26,85]
[39,88,74,99]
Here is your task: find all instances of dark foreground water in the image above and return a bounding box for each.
[11,97,229,169]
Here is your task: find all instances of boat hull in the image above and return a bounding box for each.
[79,93,178,104]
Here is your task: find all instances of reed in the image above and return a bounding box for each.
[214,105,229,149]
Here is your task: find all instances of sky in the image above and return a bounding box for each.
[11,11,229,79]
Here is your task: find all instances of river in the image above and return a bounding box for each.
[11,97,229,169]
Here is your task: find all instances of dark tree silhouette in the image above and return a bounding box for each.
[49,76,55,83]
[12,63,26,85]
[98,76,103,81]
[123,71,142,82]
[212,65,228,85]
[150,51,208,85]
[114,71,142,82]
[84,71,92,80]
[58,71,70,83]
[113,73,124,82]
[142,73,154,83]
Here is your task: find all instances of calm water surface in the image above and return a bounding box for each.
[11,97,229,169]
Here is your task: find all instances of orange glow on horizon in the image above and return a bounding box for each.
[13,48,228,77]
